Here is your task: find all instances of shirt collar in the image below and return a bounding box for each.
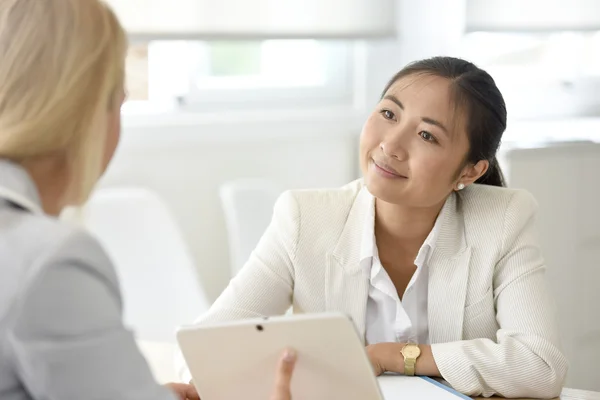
[360,192,376,262]
[0,159,44,214]
[360,191,446,266]
[414,212,442,266]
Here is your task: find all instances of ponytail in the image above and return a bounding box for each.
[475,156,506,187]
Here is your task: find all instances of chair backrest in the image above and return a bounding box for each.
[502,142,600,391]
[219,179,281,277]
[82,187,209,343]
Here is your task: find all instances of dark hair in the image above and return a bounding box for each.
[382,56,506,187]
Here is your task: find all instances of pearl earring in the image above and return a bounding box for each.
[457,183,465,190]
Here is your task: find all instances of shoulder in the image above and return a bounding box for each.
[10,212,117,294]
[267,180,365,249]
[460,184,538,222]
[274,179,364,226]
[2,211,119,335]
[459,185,539,250]
[276,179,364,214]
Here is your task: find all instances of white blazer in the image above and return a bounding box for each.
[186,180,567,398]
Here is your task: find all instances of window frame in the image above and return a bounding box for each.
[124,39,357,113]
[460,30,600,120]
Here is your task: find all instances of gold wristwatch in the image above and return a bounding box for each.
[400,343,421,376]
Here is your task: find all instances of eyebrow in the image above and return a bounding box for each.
[383,94,449,136]
[383,94,404,110]
[422,117,449,136]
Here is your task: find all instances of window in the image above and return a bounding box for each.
[461,31,600,119]
[125,44,149,101]
[124,39,354,112]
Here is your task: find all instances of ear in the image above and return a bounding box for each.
[455,159,488,190]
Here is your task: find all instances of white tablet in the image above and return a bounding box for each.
[176,312,383,400]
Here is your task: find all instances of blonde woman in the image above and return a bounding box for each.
[0,1,296,399]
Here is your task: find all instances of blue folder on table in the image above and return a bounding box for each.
[378,375,471,399]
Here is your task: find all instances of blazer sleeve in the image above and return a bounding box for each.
[6,230,176,400]
[431,190,569,398]
[176,191,299,381]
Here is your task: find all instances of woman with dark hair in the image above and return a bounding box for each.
[179,56,567,398]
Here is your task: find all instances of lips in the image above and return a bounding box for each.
[372,159,407,178]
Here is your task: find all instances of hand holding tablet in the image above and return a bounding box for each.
[270,349,297,400]
[177,313,383,400]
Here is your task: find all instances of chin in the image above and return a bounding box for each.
[364,175,407,205]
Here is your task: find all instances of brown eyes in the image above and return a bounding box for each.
[419,131,436,142]
[380,109,396,121]
[379,110,438,144]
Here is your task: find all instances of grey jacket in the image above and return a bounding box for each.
[0,160,175,400]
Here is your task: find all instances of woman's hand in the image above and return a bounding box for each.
[270,348,297,400]
[164,382,200,400]
[366,344,387,376]
[174,348,297,400]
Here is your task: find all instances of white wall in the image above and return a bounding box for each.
[358,0,466,107]
[89,0,600,391]
[99,112,361,300]
[100,112,600,302]
[95,0,517,302]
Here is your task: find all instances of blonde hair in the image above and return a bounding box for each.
[0,0,127,204]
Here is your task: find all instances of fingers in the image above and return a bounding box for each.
[164,383,187,400]
[164,382,199,400]
[185,383,201,400]
[171,350,296,400]
[271,348,297,400]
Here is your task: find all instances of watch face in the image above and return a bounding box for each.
[403,346,421,358]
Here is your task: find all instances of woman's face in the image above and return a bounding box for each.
[360,74,487,209]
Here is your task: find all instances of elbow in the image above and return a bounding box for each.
[473,346,569,398]
[507,350,569,399]
[535,355,568,399]
[433,340,569,399]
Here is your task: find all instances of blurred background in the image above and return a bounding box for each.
[80,0,599,390]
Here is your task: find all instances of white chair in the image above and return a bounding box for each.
[501,142,600,391]
[82,187,209,343]
[136,340,179,383]
[219,179,281,277]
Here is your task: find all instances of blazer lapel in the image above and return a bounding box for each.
[427,192,472,344]
[324,186,473,345]
[325,185,372,343]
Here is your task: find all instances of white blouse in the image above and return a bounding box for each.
[362,193,443,345]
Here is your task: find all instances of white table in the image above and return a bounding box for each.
[137,340,600,400]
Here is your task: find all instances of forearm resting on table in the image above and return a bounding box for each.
[371,343,441,377]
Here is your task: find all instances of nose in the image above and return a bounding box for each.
[380,127,409,161]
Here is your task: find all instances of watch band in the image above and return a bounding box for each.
[404,357,416,376]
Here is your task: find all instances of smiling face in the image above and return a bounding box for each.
[360,74,487,209]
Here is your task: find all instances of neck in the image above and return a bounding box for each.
[374,197,446,249]
[21,157,70,216]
